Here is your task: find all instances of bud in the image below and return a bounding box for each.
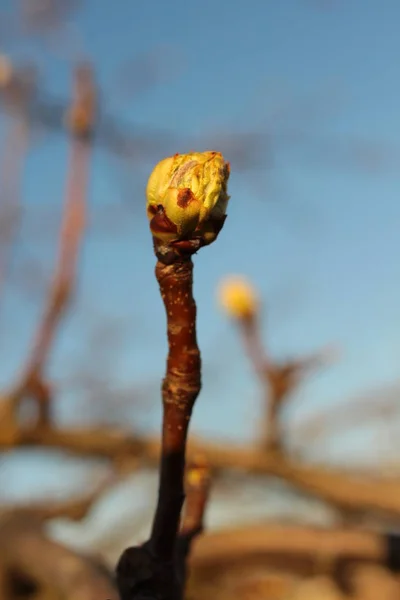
[217,275,259,320]
[146,151,230,245]
[186,454,210,488]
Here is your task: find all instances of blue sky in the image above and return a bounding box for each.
[1,0,400,493]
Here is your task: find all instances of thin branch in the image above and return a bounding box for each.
[116,255,202,600]
[0,117,29,305]
[191,525,400,599]
[175,459,211,598]
[0,514,118,600]
[15,137,87,378]
[149,257,201,563]
[8,64,94,427]
[190,524,386,570]
[240,311,336,451]
[180,457,211,537]
[7,425,400,518]
[116,151,229,600]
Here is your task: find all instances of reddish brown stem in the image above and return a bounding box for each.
[0,118,28,306]
[10,137,89,423]
[241,316,269,380]
[240,318,283,450]
[8,64,95,426]
[149,257,201,562]
[240,317,331,452]
[181,458,211,537]
[24,139,88,376]
[116,254,202,600]
[174,459,211,599]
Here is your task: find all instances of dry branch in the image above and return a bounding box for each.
[181,458,211,537]
[115,256,204,600]
[190,524,386,570]
[0,117,29,303]
[148,257,201,562]
[5,64,93,431]
[190,526,400,600]
[6,424,400,519]
[116,152,230,600]
[0,513,118,600]
[240,311,334,450]
[219,277,336,451]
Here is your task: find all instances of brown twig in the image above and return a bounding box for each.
[5,424,400,518]
[0,117,29,305]
[7,64,94,428]
[190,524,386,571]
[116,252,203,600]
[191,526,400,599]
[116,151,229,600]
[149,256,201,562]
[181,457,211,537]
[0,513,118,600]
[173,459,212,600]
[241,313,335,451]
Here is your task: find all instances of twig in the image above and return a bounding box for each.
[175,458,211,598]
[7,63,94,427]
[0,514,118,600]
[219,276,337,451]
[116,256,201,600]
[239,303,334,450]
[116,151,230,600]
[190,524,386,570]
[181,457,211,537]
[5,423,400,518]
[0,117,29,306]
[149,256,201,562]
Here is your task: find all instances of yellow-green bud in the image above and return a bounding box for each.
[146,151,230,244]
[217,275,259,320]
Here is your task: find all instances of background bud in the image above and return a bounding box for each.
[217,275,259,320]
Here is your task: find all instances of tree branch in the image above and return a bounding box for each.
[0,116,29,306]
[0,514,119,600]
[241,313,335,451]
[190,524,386,571]
[116,151,229,600]
[6,424,400,519]
[6,64,93,431]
